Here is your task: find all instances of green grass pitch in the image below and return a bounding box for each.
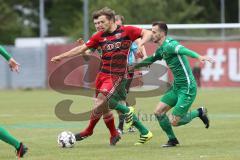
[0,88,239,160]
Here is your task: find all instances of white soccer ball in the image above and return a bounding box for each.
[57,131,76,148]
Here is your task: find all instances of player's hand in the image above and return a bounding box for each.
[128,65,134,72]
[51,55,62,63]
[198,56,214,63]
[8,58,20,73]
[77,38,85,45]
[136,47,144,59]
[135,51,144,59]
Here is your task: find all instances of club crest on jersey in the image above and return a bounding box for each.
[115,33,121,39]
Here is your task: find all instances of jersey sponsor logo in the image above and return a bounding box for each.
[106,44,114,50]
[102,40,131,52]
[115,42,121,49]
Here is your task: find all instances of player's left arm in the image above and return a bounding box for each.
[134,38,148,59]
[134,29,152,58]
[126,26,152,55]
[0,45,12,61]
[176,45,214,63]
[138,29,152,48]
[0,46,20,72]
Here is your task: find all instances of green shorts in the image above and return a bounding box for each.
[160,84,197,117]
[111,78,128,102]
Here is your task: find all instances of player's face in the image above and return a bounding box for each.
[152,25,164,43]
[97,15,113,32]
[93,18,101,32]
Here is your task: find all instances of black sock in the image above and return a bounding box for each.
[118,114,125,130]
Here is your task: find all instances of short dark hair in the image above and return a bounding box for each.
[152,21,168,35]
[92,7,116,22]
[115,14,125,24]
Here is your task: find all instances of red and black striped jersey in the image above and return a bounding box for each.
[86,25,142,76]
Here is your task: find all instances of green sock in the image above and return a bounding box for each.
[155,114,176,140]
[132,114,148,135]
[108,98,129,113]
[0,126,20,149]
[177,109,199,126]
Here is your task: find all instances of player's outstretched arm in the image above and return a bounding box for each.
[0,46,20,72]
[178,47,214,63]
[178,47,200,59]
[51,44,89,63]
[8,58,20,72]
[0,45,12,61]
[133,55,156,70]
[198,55,214,63]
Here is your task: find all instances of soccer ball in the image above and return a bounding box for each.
[57,131,76,148]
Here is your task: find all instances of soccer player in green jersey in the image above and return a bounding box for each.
[133,22,214,147]
[115,14,148,134]
[0,46,28,157]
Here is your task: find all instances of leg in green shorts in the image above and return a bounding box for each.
[154,85,202,147]
[155,87,178,142]
[109,79,150,137]
[171,86,200,126]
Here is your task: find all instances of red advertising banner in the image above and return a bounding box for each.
[183,41,240,87]
[48,41,240,88]
[145,41,240,87]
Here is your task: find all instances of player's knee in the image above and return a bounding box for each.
[98,93,107,101]
[154,102,170,115]
[154,107,165,115]
[96,94,107,105]
[103,111,113,118]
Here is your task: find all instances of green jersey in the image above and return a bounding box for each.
[135,37,200,92]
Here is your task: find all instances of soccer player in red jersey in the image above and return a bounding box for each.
[75,17,121,145]
[51,7,153,145]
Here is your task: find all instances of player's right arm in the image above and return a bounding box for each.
[51,33,100,63]
[51,44,89,63]
[133,52,161,69]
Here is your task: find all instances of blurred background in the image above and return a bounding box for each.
[0,0,240,89]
